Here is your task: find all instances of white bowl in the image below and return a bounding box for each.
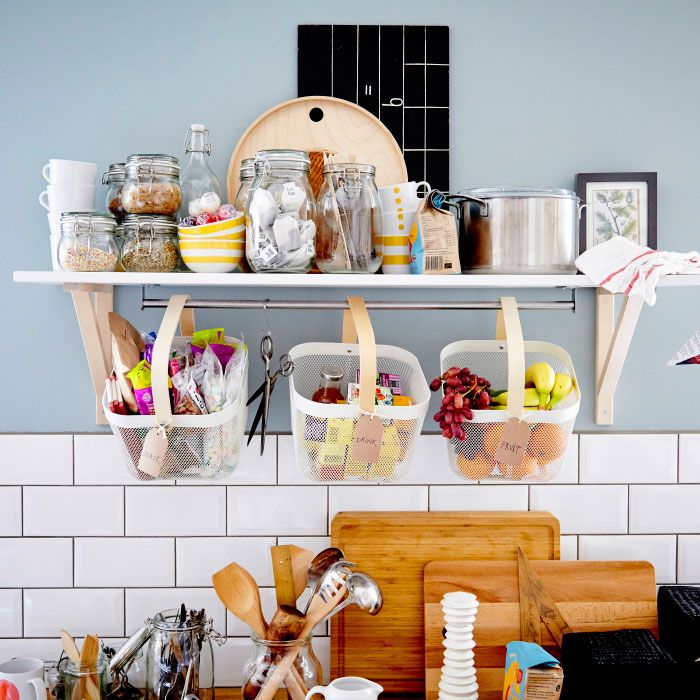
[441,664,476,677]
[442,591,478,604]
[439,680,478,695]
[443,649,475,662]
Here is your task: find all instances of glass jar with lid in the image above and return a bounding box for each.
[234,158,255,213]
[58,211,119,272]
[122,155,181,216]
[60,651,109,700]
[246,149,316,273]
[103,162,126,223]
[312,366,345,403]
[120,215,181,272]
[316,163,382,273]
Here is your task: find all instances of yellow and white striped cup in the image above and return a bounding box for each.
[381,209,416,274]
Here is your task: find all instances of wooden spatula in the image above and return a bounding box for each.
[71,634,100,700]
[288,545,315,601]
[61,630,81,663]
[212,562,267,638]
[271,545,297,608]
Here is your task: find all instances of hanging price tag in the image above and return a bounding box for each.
[138,427,167,477]
[350,414,383,463]
[494,418,530,467]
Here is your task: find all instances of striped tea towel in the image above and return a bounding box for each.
[575,236,700,305]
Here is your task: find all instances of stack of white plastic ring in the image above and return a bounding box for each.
[439,591,479,699]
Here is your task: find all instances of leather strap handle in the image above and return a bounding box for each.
[343,297,377,415]
[151,294,191,425]
[500,296,525,419]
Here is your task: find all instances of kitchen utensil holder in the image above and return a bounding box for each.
[103,294,248,480]
[288,296,430,482]
[440,296,580,482]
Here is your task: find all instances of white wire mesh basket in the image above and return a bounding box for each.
[103,295,248,481]
[440,297,580,482]
[289,297,430,482]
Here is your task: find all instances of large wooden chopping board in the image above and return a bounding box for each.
[424,560,658,700]
[226,96,407,199]
[330,511,560,694]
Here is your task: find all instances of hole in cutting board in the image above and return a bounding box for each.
[309,107,324,122]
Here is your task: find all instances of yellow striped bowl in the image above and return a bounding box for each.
[179,236,245,273]
[178,213,245,237]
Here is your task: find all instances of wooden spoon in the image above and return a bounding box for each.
[288,546,314,601]
[212,562,267,638]
[60,630,81,663]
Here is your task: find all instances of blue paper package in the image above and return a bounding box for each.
[503,641,563,699]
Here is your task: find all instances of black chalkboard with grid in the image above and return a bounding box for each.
[298,25,450,191]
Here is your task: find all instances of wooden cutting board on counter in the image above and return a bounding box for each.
[424,560,658,700]
[330,511,560,694]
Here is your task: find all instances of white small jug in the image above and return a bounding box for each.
[304,677,383,700]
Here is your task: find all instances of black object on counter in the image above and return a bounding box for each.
[658,585,700,665]
[560,629,682,699]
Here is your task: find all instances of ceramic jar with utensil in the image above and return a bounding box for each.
[316,163,382,273]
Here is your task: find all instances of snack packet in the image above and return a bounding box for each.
[191,328,224,348]
[109,312,145,413]
[192,342,236,369]
[223,342,247,408]
[201,344,225,413]
[126,360,155,416]
[503,641,563,700]
[408,190,460,274]
[141,331,157,364]
[171,361,208,415]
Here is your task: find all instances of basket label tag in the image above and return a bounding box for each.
[351,414,383,464]
[494,418,529,466]
[138,427,167,477]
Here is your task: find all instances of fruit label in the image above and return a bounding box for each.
[494,418,530,466]
[351,414,383,463]
[138,427,168,477]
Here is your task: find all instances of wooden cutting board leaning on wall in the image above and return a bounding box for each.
[330,511,560,694]
[424,559,658,700]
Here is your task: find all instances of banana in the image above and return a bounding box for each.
[525,362,556,409]
[492,387,541,407]
[547,373,574,409]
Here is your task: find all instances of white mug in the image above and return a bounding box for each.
[304,677,383,700]
[0,658,45,700]
[378,180,430,213]
[47,211,62,237]
[42,159,97,185]
[39,184,96,212]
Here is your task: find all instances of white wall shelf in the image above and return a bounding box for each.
[13,270,700,426]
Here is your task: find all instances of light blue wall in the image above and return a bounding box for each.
[2,0,699,433]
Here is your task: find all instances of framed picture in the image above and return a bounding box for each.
[576,172,657,253]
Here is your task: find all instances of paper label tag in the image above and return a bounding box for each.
[494,418,530,467]
[350,414,383,464]
[138,427,167,477]
[260,245,278,263]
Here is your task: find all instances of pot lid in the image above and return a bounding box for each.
[461,186,577,199]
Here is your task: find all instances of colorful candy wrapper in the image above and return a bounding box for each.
[126,360,155,415]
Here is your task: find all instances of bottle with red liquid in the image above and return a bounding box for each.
[312,366,345,404]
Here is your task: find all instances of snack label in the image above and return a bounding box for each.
[408,191,460,275]
[138,427,168,477]
[350,414,383,464]
[494,418,530,466]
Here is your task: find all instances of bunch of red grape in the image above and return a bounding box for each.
[430,366,492,440]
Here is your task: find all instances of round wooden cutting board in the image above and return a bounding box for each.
[226,96,407,200]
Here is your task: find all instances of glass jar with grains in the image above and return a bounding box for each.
[120,215,181,272]
[122,154,181,216]
[58,211,119,272]
[103,162,126,223]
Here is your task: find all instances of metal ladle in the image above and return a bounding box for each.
[302,547,355,614]
[322,571,383,621]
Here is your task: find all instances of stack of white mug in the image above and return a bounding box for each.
[378,180,430,274]
[40,159,97,270]
[439,591,479,700]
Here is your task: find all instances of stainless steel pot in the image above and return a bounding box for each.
[445,187,581,274]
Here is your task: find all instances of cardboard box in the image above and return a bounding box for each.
[503,641,563,700]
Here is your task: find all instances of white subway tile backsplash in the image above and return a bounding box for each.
[429,485,528,511]
[679,434,700,483]
[579,535,676,583]
[0,488,21,535]
[125,588,226,635]
[24,589,123,637]
[551,436,579,484]
[277,536,331,551]
[213,637,253,686]
[678,536,700,582]
[560,535,578,560]
[75,538,174,587]
[126,487,225,536]
[329,486,428,522]
[228,486,327,535]
[176,537,275,587]
[0,435,73,485]
[399,435,464,484]
[24,486,123,536]
[0,538,72,587]
[630,485,700,533]
[277,436,305,485]
[580,434,677,483]
[0,638,63,664]
[74,435,174,485]
[0,591,21,637]
[529,485,628,534]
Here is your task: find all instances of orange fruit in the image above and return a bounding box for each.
[528,424,568,465]
[456,451,496,480]
[482,423,504,455]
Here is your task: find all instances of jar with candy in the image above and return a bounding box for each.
[179,124,223,222]
[234,158,255,213]
[246,149,316,273]
[122,155,181,216]
[316,162,382,273]
[120,215,181,272]
[58,211,119,272]
[103,162,126,223]
[312,366,345,403]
